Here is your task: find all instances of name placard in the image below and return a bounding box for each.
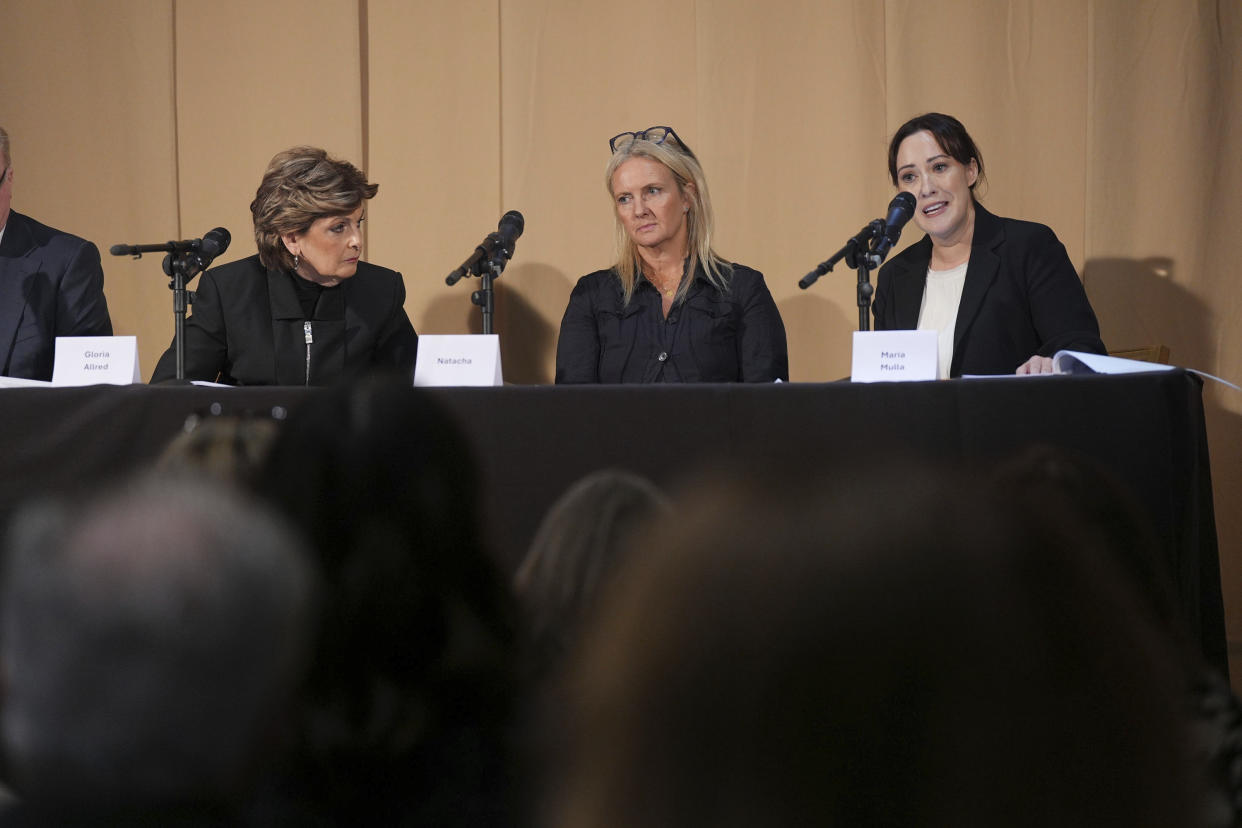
[52,336,142,386]
[413,334,503,387]
[851,330,938,383]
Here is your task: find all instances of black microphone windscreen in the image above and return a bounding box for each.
[870,192,919,264]
[888,192,916,224]
[498,210,524,241]
[109,244,130,256]
[200,227,231,258]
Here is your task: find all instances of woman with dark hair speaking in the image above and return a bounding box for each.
[151,146,417,385]
[871,113,1105,377]
[555,126,788,383]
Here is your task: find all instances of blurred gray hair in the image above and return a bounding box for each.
[1,473,316,804]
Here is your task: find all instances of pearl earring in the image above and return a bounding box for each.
[293,254,300,270]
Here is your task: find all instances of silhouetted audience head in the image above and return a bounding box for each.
[991,444,1178,630]
[155,411,282,486]
[514,469,669,675]
[251,377,518,825]
[0,474,314,819]
[550,467,1197,828]
[993,444,1242,827]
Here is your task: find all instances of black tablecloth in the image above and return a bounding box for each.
[0,371,1223,672]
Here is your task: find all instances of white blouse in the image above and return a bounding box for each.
[917,261,968,379]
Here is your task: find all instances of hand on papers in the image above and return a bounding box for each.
[1015,355,1055,375]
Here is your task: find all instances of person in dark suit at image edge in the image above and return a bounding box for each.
[0,126,113,381]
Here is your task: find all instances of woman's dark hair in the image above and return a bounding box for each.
[887,112,986,196]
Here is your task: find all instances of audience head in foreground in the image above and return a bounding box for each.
[514,468,669,677]
[552,467,1197,828]
[0,475,315,818]
[992,444,1242,827]
[252,378,518,825]
[155,410,283,487]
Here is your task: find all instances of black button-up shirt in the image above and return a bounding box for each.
[555,262,789,384]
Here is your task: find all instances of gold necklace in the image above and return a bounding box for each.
[650,277,678,297]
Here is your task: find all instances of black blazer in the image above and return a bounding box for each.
[872,204,1105,376]
[555,262,788,383]
[150,255,417,385]
[0,210,113,380]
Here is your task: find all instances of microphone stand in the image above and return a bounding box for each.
[852,246,888,334]
[162,253,200,380]
[468,243,514,336]
[115,234,226,381]
[800,219,885,331]
[126,248,212,380]
[116,245,203,381]
[473,263,499,335]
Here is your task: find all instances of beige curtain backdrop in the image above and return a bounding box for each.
[2,0,1239,677]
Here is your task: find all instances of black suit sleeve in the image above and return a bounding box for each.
[372,270,418,375]
[1021,226,1106,357]
[555,277,601,384]
[56,239,112,337]
[735,270,789,382]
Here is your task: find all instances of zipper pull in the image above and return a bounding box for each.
[304,321,313,386]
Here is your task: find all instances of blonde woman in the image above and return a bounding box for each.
[556,126,787,383]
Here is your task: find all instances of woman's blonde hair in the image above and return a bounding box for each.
[604,137,730,305]
[250,146,378,271]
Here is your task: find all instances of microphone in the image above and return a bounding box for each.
[166,226,230,278]
[869,192,916,264]
[110,226,232,265]
[191,227,231,270]
[446,210,524,285]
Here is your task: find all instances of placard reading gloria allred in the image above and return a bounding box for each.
[53,336,141,386]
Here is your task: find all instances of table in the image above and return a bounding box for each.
[0,370,1223,672]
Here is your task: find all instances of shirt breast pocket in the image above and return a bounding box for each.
[683,297,740,381]
[596,304,643,380]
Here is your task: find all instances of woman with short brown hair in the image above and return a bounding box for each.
[152,146,416,385]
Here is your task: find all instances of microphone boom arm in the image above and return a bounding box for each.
[799,220,884,289]
[799,193,915,331]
